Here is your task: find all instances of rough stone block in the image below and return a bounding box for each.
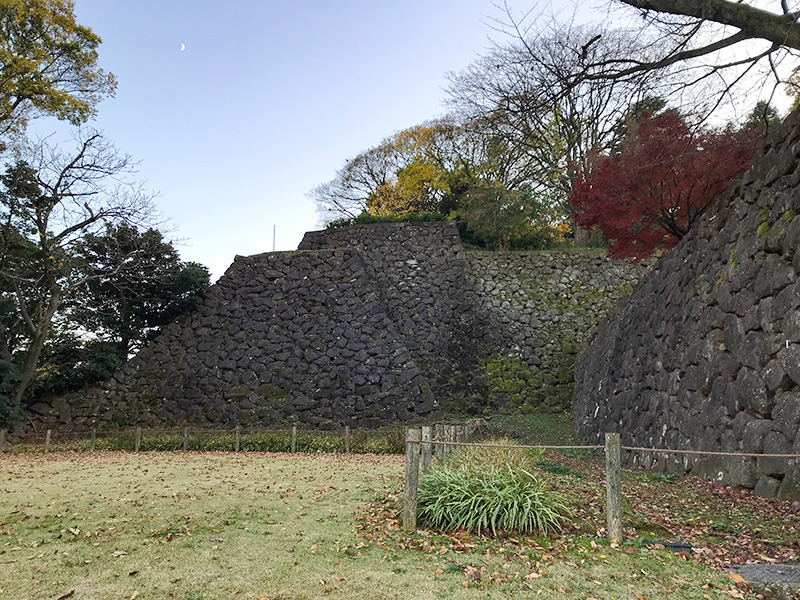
[754,474,782,498]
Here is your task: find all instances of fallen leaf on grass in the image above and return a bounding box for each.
[728,573,746,584]
[464,565,482,580]
[56,591,75,600]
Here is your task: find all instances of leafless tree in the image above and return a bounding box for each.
[446,21,666,242]
[0,131,156,423]
[490,1,800,121]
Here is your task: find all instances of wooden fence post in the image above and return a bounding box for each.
[421,426,432,472]
[183,427,189,451]
[291,425,297,453]
[434,423,445,463]
[403,428,421,532]
[0,428,6,452]
[90,428,96,452]
[345,426,350,453]
[135,427,142,452]
[45,429,52,453]
[235,426,241,452]
[605,432,623,543]
[456,424,466,444]
[446,424,455,458]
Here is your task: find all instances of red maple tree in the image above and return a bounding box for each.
[571,111,761,261]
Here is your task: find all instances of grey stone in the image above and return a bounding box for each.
[754,474,782,498]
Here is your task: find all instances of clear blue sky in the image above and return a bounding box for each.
[34,0,576,280]
[28,1,788,280]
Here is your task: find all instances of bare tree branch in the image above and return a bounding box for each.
[619,0,800,50]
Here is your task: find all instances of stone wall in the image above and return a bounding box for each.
[468,252,644,410]
[53,248,436,430]
[574,111,800,499]
[31,221,646,432]
[299,222,494,410]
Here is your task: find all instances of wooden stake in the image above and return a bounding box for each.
[135,427,142,452]
[403,428,421,532]
[291,425,297,453]
[446,424,455,458]
[183,427,189,451]
[45,429,52,453]
[605,432,623,543]
[434,423,445,462]
[0,428,6,453]
[421,426,432,472]
[345,425,350,453]
[90,428,96,452]
[235,426,241,452]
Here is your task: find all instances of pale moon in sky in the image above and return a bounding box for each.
[180,43,186,51]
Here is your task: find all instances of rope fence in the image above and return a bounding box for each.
[404,439,800,459]
[402,424,800,541]
[0,424,393,455]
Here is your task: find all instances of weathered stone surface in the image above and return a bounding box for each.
[575,110,800,498]
[32,222,645,431]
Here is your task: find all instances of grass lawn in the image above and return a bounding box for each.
[2,447,795,600]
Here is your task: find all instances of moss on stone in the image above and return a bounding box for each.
[784,210,796,223]
[226,385,250,399]
[256,383,286,399]
[757,222,770,237]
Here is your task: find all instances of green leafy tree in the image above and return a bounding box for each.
[0,0,116,141]
[457,184,565,250]
[71,223,210,359]
[744,100,782,136]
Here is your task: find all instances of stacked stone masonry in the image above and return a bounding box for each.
[35,222,646,432]
[574,110,800,500]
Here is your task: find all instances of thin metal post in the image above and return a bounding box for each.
[135,427,142,452]
[403,428,421,532]
[235,426,241,452]
[45,429,52,453]
[90,428,96,452]
[183,427,189,451]
[345,426,350,453]
[605,432,623,543]
[291,425,297,453]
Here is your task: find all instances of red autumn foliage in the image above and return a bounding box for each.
[571,111,762,261]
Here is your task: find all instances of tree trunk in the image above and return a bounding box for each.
[10,291,61,429]
[573,220,593,247]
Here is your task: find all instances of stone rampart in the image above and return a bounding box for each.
[468,252,644,410]
[32,222,646,431]
[574,111,800,499]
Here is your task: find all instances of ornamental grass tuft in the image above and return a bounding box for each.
[417,442,569,535]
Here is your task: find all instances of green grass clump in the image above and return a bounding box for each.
[442,437,543,473]
[418,464,569,535]
[418,443,569,536]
